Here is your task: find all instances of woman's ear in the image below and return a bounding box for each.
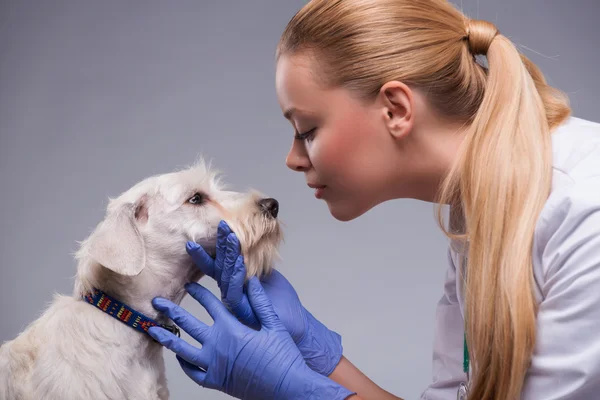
[379,81,415,140]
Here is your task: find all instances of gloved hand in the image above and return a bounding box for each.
[148,278,355,400]
[186,220,344,376]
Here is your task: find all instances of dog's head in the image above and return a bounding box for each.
[73,159,283,307]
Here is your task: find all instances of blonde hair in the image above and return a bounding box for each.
[277,1,571,399]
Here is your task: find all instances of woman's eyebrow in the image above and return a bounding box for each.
[283,107,298,120]
[283,107,316,120]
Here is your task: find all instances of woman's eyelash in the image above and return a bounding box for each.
[294,128,316,141]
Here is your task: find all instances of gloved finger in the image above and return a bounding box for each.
[186,241,215,278]
[148,326,208,370]
[220,233,241,300]
[151,297,210,343]
[225,255,259,329]
[247,277,283,331]
[173,343,210,372]
[213,220,233,285]
[184,282,228,323]
[176,354,208,387]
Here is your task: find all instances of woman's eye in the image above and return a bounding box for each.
[294,128,316,142]
[188,193,206,205]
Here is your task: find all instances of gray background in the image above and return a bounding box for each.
[1,1,598,399]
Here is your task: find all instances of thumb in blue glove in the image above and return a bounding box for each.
[187,220,344,376]
[188,220,239,289]
[148,277,355,400]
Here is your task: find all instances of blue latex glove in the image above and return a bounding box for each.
[148,278,355,400]
[186,220,344,376]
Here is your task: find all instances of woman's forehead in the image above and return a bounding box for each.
[275,54,327,115]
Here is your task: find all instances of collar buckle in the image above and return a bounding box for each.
[160,323,180,337]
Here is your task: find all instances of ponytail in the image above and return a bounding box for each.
[437,19,571,399]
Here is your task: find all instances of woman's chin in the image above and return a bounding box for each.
[326,200,371,222]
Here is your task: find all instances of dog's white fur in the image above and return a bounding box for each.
[0,159,283,400]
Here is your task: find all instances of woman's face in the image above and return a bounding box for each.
[275,53,418,221]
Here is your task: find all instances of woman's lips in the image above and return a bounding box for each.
[307,183,327,199]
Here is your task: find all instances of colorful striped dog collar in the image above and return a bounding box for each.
[82,288,180,340]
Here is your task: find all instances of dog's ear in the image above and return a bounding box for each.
[87,195,149,276]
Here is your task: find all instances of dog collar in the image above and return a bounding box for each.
[82,288,180,341]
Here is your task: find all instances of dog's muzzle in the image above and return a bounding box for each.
[258,198,279,218]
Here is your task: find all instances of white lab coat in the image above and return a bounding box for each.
[421,116,600,399]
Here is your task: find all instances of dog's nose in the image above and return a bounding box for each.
[259,198,279,218]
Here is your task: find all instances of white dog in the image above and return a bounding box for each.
[0,159,283,400]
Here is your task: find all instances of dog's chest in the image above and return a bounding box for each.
[45,299,171,400]
[76,330,170,399]
[110,367,169,400]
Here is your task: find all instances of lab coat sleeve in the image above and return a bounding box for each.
[522,178,600,399]
[420,247,466,400]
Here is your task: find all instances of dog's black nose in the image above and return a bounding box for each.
[259,198,279,218]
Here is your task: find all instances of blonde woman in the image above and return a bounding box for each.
[147,0,600,399]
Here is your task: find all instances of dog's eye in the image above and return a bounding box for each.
[188,193,206,205]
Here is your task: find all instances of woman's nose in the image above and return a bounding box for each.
[285,142,311,172]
